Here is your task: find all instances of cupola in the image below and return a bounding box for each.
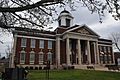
[58,10,74,28]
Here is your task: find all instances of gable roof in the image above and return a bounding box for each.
[65,24,100,37]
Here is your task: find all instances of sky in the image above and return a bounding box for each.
[0,0,120,57]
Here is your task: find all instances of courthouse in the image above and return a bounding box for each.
[10,10,115,69]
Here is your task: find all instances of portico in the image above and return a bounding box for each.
[64,37,99,66]
[55,26,101,67]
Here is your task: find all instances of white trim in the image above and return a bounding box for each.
[98,44,112,47]
[16,35,55,41]
[98,41,112,44]
[14,30,55,37]
[68,32,99,38]
[62,32,98,41]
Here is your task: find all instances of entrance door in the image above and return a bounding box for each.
[80,40,87,64]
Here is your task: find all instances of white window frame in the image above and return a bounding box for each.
[39,52,44,64]
[20,50,26,64]
[30,39,36,48]
[48,40,52,49]
[21,38,27,47]
[39,39,44,48]
[29,51,35,64]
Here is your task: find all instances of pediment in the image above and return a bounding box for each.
[75,28,91,35]
[66,25,99,37]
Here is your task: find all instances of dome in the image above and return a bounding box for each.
[58,10,73,19]
[60,10,70,14]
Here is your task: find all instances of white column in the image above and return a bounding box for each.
[10,34,17,68]
[96,41,100,64]
[93,42,97,64]
[87,40,91,64]
[56,36,60,68]
[66,38,70,65]
[77,39,81,65]
[111,47,115,64]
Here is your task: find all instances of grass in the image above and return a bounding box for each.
[28,69,120,80]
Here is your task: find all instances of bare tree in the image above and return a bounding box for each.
[110,32,120,52]
[0,0,120,30]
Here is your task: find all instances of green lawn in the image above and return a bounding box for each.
[28,69,120,80]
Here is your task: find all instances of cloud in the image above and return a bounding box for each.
[72,7,99,25]
[89,14,120,38]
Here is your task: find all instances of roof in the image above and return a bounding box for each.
[58,10,73,19]
[64,24,100,37]
[60,10,70,14]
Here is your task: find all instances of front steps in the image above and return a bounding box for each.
[74,64,108,71]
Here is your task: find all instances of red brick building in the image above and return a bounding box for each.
[10,10,115,69]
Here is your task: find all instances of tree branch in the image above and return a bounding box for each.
[12,12,44,28]
[0,0,63,12]
[115,43,120,51]
[0,21,14,29]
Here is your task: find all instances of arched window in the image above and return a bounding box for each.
[29,51,35,64]
[20,50,26,64]
[47,52,52,63]
[39,52,44,64]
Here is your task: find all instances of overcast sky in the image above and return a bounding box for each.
[0,1,120,57]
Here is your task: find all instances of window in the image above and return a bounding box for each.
[20,50,26,64]
[39,52,44,64]
[66,18,71,27]
[108,54,111,62]
[103,46,107,53]
[30,51,35,64]
[30,39,36,48]
[99,46,102,52]
[47,52,52,63]
[21,38,27,47]
[48,40,52,49]
[39,40,44,48]
[59,20,61,26]
[100,54,103,63]
[104,54,107,63]
[108,47,111,53]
